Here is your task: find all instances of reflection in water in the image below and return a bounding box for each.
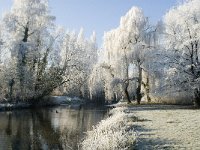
[0,106,108,150]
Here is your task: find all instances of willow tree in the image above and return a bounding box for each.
[103,7,151,104]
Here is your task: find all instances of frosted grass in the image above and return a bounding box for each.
[81,107,136,150]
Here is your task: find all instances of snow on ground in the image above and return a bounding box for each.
[81,107,136,150]
[128,105,200,150]
[82,103,200,150]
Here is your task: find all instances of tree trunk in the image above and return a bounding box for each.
[194,88,200,107]
[122,49,131,104]
[124,86,131,104]
[79,88,84,99]
[9,86,13,101]
[136,87,142,104]
[18,23,30,101]
[146,76,151,103]
[136,66,142,104]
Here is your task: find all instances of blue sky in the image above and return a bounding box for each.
[0,0,177,46]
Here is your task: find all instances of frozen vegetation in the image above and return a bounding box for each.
[0,0,200,106]
[129,104,200,149]
[81,103,200,149]
[81,107,136,150]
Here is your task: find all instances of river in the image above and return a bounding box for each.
[0,105,109,150]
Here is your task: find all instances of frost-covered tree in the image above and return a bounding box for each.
[89,63,107,103]
[0,26,3,62]
[163,0,200,106]
[73,30,98,99]
[58,29,98,99]
[0,0,68,101]
[102,7,151,104]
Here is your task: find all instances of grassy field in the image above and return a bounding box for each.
[128,104,200,149]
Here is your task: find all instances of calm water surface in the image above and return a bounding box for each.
[0,105,109,150]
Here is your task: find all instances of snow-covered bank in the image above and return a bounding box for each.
[82,102,198,150]
[81,107,136,150]
[44,96,85,105]
[0,102,31,111]
[0,96,85,111]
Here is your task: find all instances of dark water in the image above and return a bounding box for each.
[0,105,108,150]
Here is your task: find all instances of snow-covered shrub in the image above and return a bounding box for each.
[81,107,136,150]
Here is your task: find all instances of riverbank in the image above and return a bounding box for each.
[0,96,85,111]
[81,102,199,150]
[81,106,136,150]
